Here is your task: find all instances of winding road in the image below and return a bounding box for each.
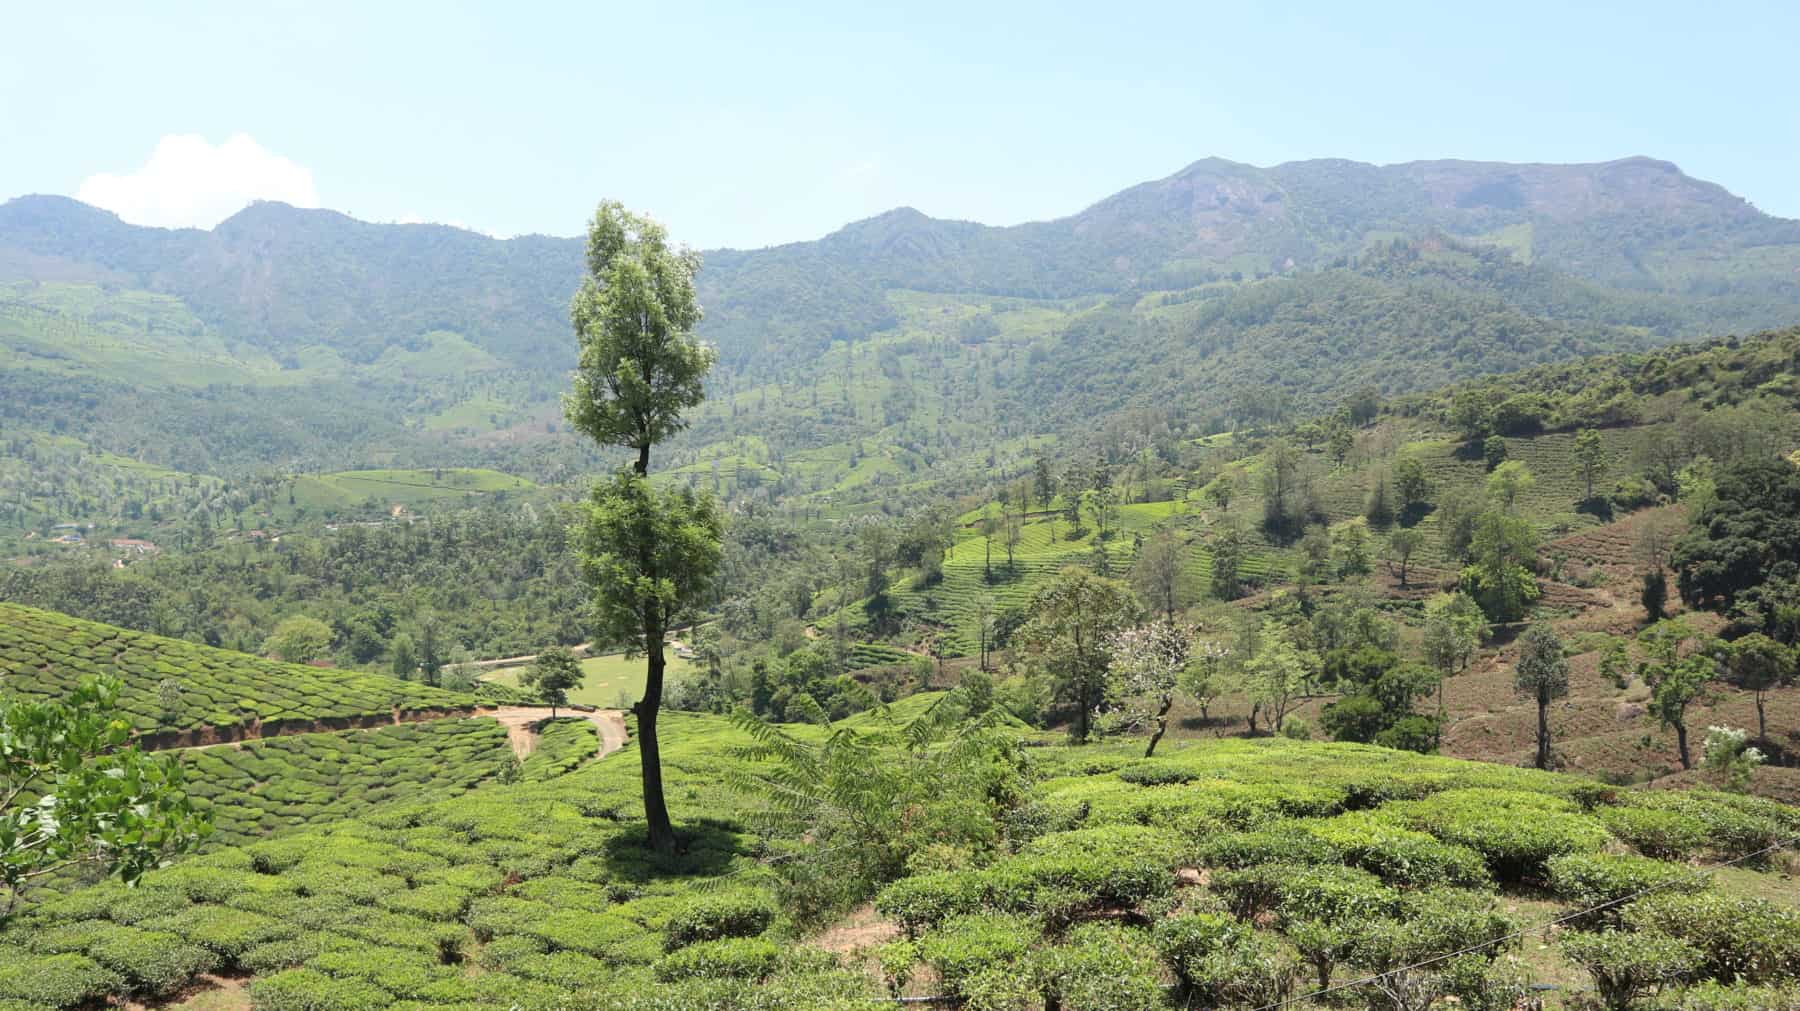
[486,706,629,761]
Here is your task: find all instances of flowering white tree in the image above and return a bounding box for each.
[1701,725,1766,792]
[1107,620,1198,757]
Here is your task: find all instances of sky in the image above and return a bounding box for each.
[4,1,1798,249]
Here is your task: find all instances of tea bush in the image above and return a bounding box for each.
[182,717,516,846]
[1384,788,1610,881]
[0,602,474,733]
[1624,891,1800,983]
[663,889,777,950]
[1545,851,1708,924]
[652,936,782,982]
[4,706,1797,1010]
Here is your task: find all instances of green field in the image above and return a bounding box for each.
[0,603,475,734]
[483,651,696,708]
[4,702,1797,1008]
[290,468,536,511]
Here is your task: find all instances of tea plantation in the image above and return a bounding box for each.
[5,702,1798,1009]
[178,718,518,847]
[0,603,476,735]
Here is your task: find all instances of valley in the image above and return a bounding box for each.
[5,152,1800,1010]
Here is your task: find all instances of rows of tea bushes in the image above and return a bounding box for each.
[3,709,1798,1008]
[519,718,599,782]
[179,718,517,846]
[0,603,475,734]
[875,739,1800,1008]
[0,713,878,1009]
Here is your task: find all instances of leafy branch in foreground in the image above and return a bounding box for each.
[1,677,208,917]
[725,691,1026,925]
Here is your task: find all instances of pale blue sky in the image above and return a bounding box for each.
[4,1,1796,247]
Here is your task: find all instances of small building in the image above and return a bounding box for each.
[109,538,159,554]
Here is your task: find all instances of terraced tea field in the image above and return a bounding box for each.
[0,603,476,738]
[5,707,1797,1009]
[179,718,517,846]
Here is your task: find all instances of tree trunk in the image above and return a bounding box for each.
[1757,693,1768,743]
[1144,694,1174,757]
[639,632,676,852]
[1435,676,1445,751]
[633,440,676,853]
[1536,693,1551,770]
[1675,720,1691,770]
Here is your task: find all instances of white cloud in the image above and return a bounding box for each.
[77,133,319,229]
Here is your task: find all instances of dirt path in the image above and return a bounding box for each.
[486,706,629,761]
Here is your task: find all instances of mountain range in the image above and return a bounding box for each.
[2,155,1799,503]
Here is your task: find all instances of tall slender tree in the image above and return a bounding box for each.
[565,201,720,852]
[1515,623,1569,770]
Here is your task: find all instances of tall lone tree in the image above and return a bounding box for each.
[1515,623,1569,770]
[565,201,721,852]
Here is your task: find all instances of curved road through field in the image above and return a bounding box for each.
[486,706,629,761]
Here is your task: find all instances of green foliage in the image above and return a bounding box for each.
[1386,788,1608,882]
[1624,891,1800,984]
[1676,458,1800,618]
[1460,512,1540,621]
[918,913,1035,996]
[0,951,123,1006]
[0,603,476,734]
[1,676,207,915]
[729,698,1024,925]
[1563,929,1702,1010]
[265,615,334,664]
[653,936,782,982]
[1545,852,1707,925]
[1033,921,1166,1011]
[663,890,776,951]
[521,646,584,715]
[249,967,396,1011]
[1014,567,1141,743]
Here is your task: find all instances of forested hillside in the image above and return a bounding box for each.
[3,154,1799,526]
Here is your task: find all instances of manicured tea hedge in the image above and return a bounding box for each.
[519,718,598,782]
[178,718,516,846]
[3,705,1795,1010]
[0,603,475,733]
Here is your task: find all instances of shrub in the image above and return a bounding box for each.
[1305,812,1492,888]
[1032,922,1164,1011]
[310,944,447,998]
[1153,912,1247,988]
[475,935,549,972]
[248,967,396,1011]
[377,883,472,922]
[1624,891,1800,983]
[1388,788,1609,882]
[663,889,777,950]
[0,952,123,1006]
[1597,805,1710,860]
[1286,919,1357,990]
[918,913,1036,996]
[241,935,360,975]
[652,937,782,983]
[1545,852,1706,925]
[1194,827,1337,870]
[1650,980,1800,1009]
[874,872,983,936]
[87,927,220,998]
[144,905,292,960]
[1183,929,1300,1007]
[1562,929,1702,1010]
[1271,864,1398,926]
[510,950,614,990]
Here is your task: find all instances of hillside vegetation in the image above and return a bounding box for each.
[0,603,476,737]
[2,697,1796,1008]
